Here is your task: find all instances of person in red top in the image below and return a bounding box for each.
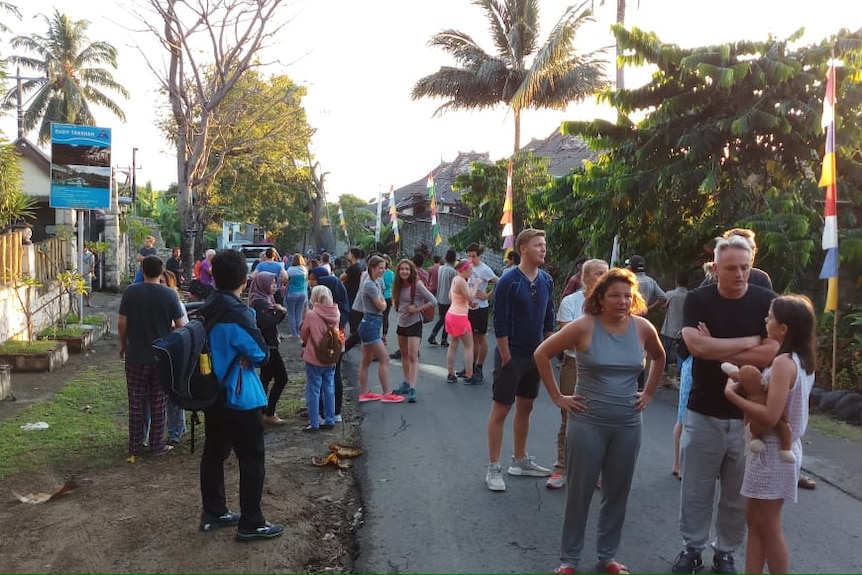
[426,255,441,296]
[561,258,588,298]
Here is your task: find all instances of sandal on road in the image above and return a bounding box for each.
[597,560,630,574]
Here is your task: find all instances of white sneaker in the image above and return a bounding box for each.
[508,454,552,477]
[486,462,506,491]
[333,414,343,423]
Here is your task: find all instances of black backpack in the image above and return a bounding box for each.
[152,317,223,452]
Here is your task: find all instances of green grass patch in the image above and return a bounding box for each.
[39,325,86,339]
[0,339,61,355]
[808,413,862,444]
[67,312,107,326]
[0,363,128,480]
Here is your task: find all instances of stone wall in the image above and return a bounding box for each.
[0,280,72,344]
[397,212,505,272]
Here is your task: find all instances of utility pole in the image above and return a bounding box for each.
[12,67,48,139]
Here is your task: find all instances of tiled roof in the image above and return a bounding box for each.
[521,129,596,177]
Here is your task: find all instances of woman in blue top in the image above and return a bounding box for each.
[534,268,665,575]
[285,253,308,337]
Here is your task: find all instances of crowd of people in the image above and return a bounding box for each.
[116,228,817,567]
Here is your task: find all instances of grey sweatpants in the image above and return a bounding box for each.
[678,409,747,553]
[560,416,641,568]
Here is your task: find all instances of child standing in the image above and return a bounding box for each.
[301,285,342,431]
[723,294,816,574]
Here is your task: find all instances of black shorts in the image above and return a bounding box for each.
[468,307,490,334]
[492,351,540,405]
[396,321,423,338]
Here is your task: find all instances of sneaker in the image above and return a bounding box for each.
[507,454,552,477]
[486,462,506,491]
[440,340,449,347]
[473,366,484,383]
[462,376,480,385]
[393,381,410,395]
[546,472,566,489]
[712,551,736,574]
[333,414,343,423]
[671,548,703,574]
[456,368,468,378]
[358,392,382,402]
[446,374,458,384]
[407,387,417,403]
[389,350,402,360]
[427,337,438,345]
[235,522,284,542]
[200,510,241,532]
[554,567,576,574]
[379,393,405,403]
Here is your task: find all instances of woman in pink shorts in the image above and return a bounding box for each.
[445,259,478,384]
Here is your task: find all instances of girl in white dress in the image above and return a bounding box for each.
[723,294,816,574]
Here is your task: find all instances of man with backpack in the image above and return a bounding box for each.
[197,249,284,542]
[119,255,187,462]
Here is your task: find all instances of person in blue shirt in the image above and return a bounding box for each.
[197,249,284,542]
[484,228,556,492]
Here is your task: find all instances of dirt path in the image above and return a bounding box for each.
[0,325,361,573]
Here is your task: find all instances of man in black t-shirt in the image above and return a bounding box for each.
[672,235,778,575]
[340,248,365,353]
[119,256,187,462]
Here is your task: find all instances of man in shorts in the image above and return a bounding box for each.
[461,242,498,383]
[485,229,555,491]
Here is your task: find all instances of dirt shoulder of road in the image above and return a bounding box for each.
[0,295,362,573]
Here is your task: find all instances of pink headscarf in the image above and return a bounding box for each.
[248,271,276,309]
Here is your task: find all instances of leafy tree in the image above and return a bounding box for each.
[412,0,608,152]
[330,194,376,248]
[0,2,20,36]
[450,152,555,251]
[557,26,862,289]
[140,0,288,273]
[0,136,37,228]
[3,9,128,145]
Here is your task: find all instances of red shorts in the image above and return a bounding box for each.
[445,312,471,338]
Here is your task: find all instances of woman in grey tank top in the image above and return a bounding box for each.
[534,268,666,575]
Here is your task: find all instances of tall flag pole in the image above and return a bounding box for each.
[500,158,514,252]
[374,185,383,244]
[427,173,443,246]
[388,185,400,244]
[817,59,839,389]
[338,203,350,246]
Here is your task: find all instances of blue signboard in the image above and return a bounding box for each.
[50,123,112,210]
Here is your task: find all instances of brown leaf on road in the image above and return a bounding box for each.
[12,479,77,504]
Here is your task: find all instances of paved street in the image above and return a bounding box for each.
[345,319,862,574]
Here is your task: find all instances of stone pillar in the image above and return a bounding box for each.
[103,175,122,291]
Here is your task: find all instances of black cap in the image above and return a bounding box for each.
[625,255,646,272]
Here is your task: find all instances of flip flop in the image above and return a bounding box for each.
[152,445,174,456]
[798,476,816,490]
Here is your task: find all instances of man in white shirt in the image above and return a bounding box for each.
[461,243,498,383]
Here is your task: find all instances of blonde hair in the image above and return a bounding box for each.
[713,234,752,264]
[310,284,333,305]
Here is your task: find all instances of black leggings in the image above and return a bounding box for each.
[344,309,363,353]
[260,347,288,416]
[430,303,450,341]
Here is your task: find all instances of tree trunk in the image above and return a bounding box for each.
[513,107,522,153]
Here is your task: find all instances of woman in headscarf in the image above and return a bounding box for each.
[248,271,288,425]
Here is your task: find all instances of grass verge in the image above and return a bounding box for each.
[808,412,862,444]
[0,362,128,480]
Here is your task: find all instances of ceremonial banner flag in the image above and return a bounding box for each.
[338,204,347,234]
[427,173,442,246]
[375,186,383,243]
[818,62,838,312]
[500,159,514,250]
[389,185,400,244]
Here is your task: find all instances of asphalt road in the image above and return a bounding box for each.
[346,327,862,574]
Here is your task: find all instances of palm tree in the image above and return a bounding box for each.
[591,0,638,89]
[4,9,128,145]
[411,0,608,153]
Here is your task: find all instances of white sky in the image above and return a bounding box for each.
[1,0,858,202]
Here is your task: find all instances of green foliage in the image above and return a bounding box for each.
[4,9,128,145]
[331,194,376,247]
[0,137,37,228]
[553,26,862,290]
[450,152,555,251]
[0,339,58,354]
[817,304,862,392]
[412,0,607,152]
[39,325,85,339]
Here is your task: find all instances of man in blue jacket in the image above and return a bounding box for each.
[198,249,284,542]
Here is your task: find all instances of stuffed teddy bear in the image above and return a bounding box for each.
[721,362,796,463]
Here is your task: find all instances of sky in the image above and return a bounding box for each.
[1,0,859,204]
